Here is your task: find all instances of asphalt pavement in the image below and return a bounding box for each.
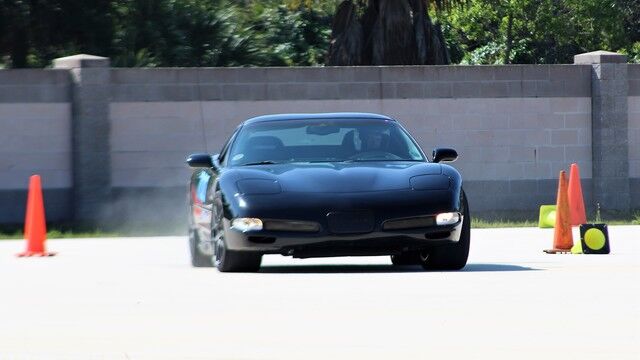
[1,226,639,359]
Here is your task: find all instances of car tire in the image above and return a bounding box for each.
[390,252,421,266]
[420,191,471,271]
[189,228,214,267]
[215,239,262,273]
[211,191,262,272]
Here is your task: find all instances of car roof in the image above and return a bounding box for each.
[243,112,395,125]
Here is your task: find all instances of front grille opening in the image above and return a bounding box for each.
[248,236,276,244]
[263,220,320,232]
[327,211,375,234]
[425,231,450,240]
[383,216,435,230]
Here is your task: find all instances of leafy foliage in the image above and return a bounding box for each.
[110,0,261,67]
[0,0,638,67]
[0,0,113,68]
[442,0,640,64]
[245,1,332,66]
[0,0,332,68]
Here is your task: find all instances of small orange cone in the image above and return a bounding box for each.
[17,175,55,257]
[568,163,587,226]
[544,170,573,254]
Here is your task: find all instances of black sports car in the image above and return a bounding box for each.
[187,113,470,272]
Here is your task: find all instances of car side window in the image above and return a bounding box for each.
[219,127,241,166]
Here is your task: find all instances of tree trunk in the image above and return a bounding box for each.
[328,0,449,66]
[328,1,363,66]
[371,0,416,65]
[6,2,30,68]
[410,0,429,65]
[11,30,28,68]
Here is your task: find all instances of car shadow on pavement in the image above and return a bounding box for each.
[462,263,540,272]
[258,263,538,274]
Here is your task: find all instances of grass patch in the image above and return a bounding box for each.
[0,221,185,239]
[0,229,121,240]
[1,214,638,238]
[607,213,640,226]
[472,213,640,228]
[472,219,538,228]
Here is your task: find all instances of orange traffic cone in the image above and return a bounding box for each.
[568,163,587,226]
[544,170,574,254]
[17,175,55,257]
[23,180,34,241]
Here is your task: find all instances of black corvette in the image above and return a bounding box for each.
[187,113,470,272]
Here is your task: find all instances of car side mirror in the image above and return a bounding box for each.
[186,153,214,168]
[432,148,458,163]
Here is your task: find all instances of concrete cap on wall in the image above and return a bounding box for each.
[52,54,110,69]
[574,50,627,64]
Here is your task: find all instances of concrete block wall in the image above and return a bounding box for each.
[629,64,640,209]
[575,52,630,211]
[391,96,592,213]
[109,65,593,222]
[0,70,72,223]
[53,55,112,225]
[1,52,638,227]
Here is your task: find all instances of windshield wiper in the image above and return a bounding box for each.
[302,159,342,163]
[240,160,279,166]
[342,159,424,163]
[385,159,425,162]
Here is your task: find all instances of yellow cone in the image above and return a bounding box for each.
[538,205,556,228]
[571,241,583,254]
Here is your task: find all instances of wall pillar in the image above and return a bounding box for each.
[53,54,111,226]
[574,51,630,212]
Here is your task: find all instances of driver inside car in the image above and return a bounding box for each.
[356,127,389,152]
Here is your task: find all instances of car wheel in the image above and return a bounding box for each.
[214,236,262,273]
[420,191,471,271]
[211,191,262,273]
[390,252,420,266]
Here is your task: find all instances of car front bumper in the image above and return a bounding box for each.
[222,217,464,258]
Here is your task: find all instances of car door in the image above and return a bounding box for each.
[190,167,214,239]
[189,127,240,239]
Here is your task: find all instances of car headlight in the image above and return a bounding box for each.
[231,218,263,232]
[435,212,461,226]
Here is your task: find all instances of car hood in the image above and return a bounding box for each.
[225,162,444,193]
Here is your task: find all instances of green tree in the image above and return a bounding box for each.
[444,0,637,64]
[111,0,261,67]
[3,0,638,68]
[1,0,334,68]
[0,0,112,68]
[616,0,640,62]
[245,1,332,66]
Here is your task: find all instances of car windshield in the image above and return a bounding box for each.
[228,118,425,166]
